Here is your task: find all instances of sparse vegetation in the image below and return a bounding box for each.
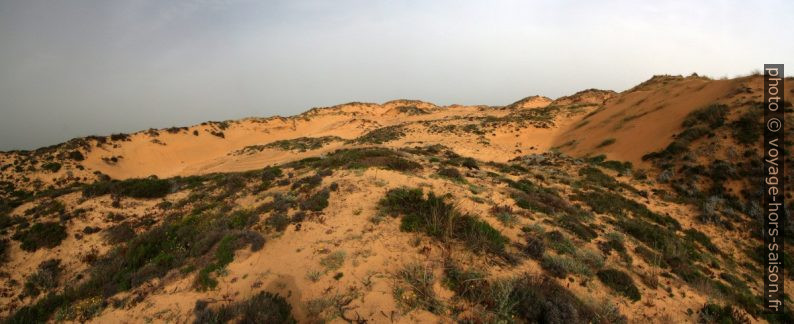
[438,167,463,181]
[394,263,443,313]
[83,177,172,199]
[13,222,67,251]
[41,162,62,173]
[289,148,421,172]
[380,188,508,255]
[300,188,331,211]
[23,259,62,298]
[353,125,405,144]
[193,291,296,323]
[596,269,641,301]
[320,251,346,271]
[444,267,601,323]
[241,136,344,153]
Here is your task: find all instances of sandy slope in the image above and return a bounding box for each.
[1,74,792,323]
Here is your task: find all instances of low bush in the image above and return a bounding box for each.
[320,251,346,271]
[546,231,576,255]
[264,136,343,152]
[599,160,633,174]
[380,188,507,255]
[450,273,600,323]
[578,167,620,190]
[300,188,330,211]
[634,245,668,268]
[683,228,719,253]
[523,235,545,259]
[68,151,85,161]
[261,166,283,183]
[24,199,66,218]
[541,254,592,278]
[443,261,487,301]
[291,174,323,191]
[13,222,67,251]
[193,291,296,324]
[353,125,405,144]
[83,177,172,199]
[41,162,62,173]
[196,234,242,290]
[266,212,290,232]
[558,214,598,242]
[289,148,421,172]
[506,179,575,215]
[683,103,728,128]
[438,167,463,181]
[698,303,749,324]
[23,259,63,298]
[596,269,641,301]
[394,263,443,313]
[732,109,762,145]
[104,223,136,244]
[572,189,680,229]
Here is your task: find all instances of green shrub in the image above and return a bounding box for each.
[24,199,66,218]
[68,151,85,161]
[320,251,346,271]
[443,262,487,301]
[23,259,62,298]
[394,263,443,313]
[684,228,719,253]
[462,158,479,170]
[41,162,62,173]
[13,222,67,251]
[300,188,330,211]
[289,148,421,172]
[558,214,598,241]
[541,254,592,278]
[396,105,429,115]
[596,269,641,301]
[438,167,463,181]
[546,231,576,255]
[380,188,507,255]
[683,103,728,128]
[634,245,668,268]
[454,274,599,323]
[353,125,405,144]
[291,174,323,191]
[698,303,749,324]
[266,212,290,232]
[83,177,172,199]
[196,234,241,290]
[506,179,575,215]
[104,223,136,244]
[732,109,762,145]
[599,160,633,174]
[572,189,680,229]
[578,166,621,190]
[263,136,343,152]
[261,166,283,182]
[523,235,545,259]
[194,291,296,324]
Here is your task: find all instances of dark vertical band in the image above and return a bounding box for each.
[763,63,784,314]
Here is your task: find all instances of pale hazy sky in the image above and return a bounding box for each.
[1,0,792,150]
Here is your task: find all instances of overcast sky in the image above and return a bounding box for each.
[1,0,791,150]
